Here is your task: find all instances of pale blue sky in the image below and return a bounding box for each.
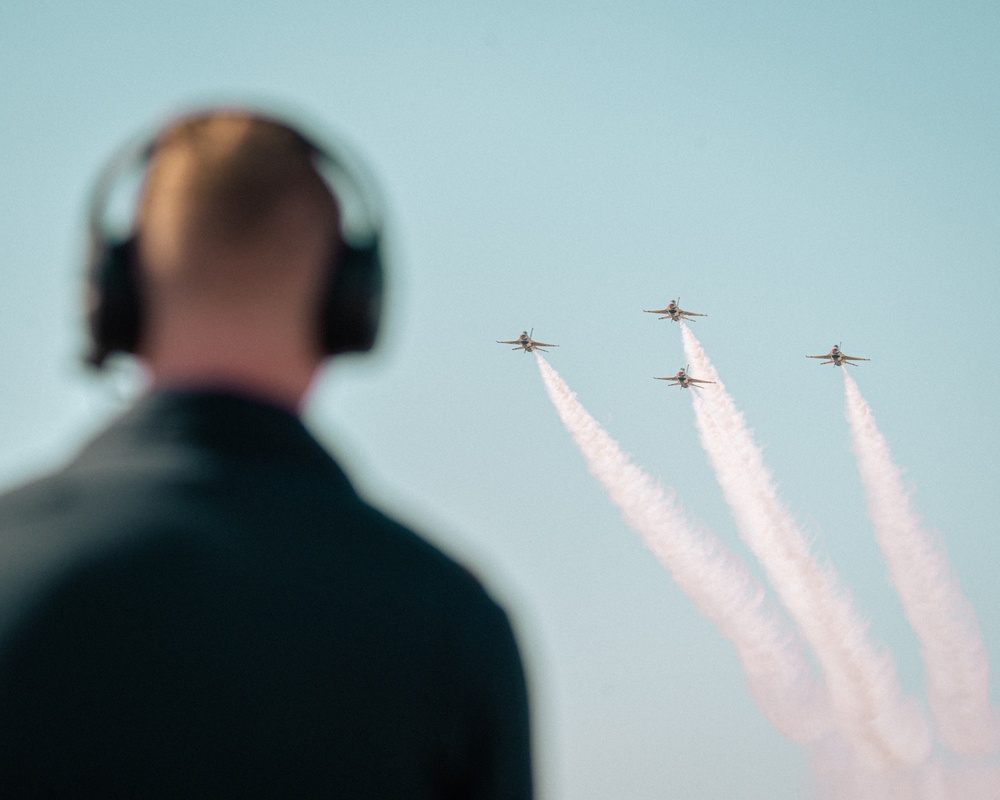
[2,2,999,797]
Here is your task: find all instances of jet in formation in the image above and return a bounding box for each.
[655,367,715,389]
[644,298,707,322]
[807,345,870,367]
[497,330,559,353]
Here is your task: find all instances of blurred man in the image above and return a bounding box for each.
[0,109,532,798]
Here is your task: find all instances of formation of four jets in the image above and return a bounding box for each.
[498,299,869,389]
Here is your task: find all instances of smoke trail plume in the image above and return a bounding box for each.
[535,354,830,744]
[680,324,931,770]
[809,736,953,800]
[843,369,1000,757]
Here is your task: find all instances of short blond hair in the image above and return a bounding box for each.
[137,111,337,289]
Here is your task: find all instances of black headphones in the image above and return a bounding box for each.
[84,109,385,368]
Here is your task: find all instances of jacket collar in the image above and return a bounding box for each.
[73,389,349,482]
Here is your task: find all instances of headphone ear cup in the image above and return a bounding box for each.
[86,233,382,363]
[319,238,383,355]
[86,237,143,367]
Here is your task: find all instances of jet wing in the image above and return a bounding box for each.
[806,354,833,359]
[839,354,869,361]
[497,339,523,345]
[529,341,558,348]
[644,308,671,315]
[687,377,715,384]
[679,310,707,317]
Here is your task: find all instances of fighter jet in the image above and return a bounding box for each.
[806,344,870,367]
[496,330,559,353]
[655,367,715,389]
[644,298,707,322]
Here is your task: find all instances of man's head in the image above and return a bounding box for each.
[137,112,339,306]
[86,108,384,407]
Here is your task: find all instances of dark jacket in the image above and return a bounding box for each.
[0,391,532,799]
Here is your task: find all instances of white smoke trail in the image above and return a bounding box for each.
[680,324,931,771]
[809,736,951,800]
[843,369,1000,757]
[535,354,831,744]
[939,761,1000,800]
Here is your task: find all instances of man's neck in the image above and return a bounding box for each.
[145,340,323,414]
